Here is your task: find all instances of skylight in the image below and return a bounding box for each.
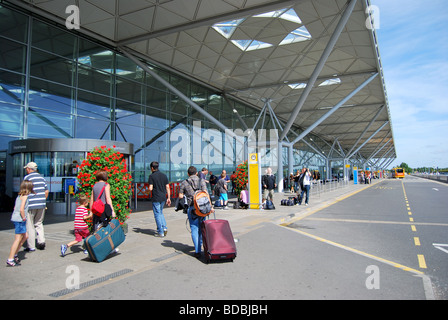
[231,39,273,51]
[318,78,341,87]
[212,19,244,39]
[288,83,307,89]
[279,26,312,45]
[212,8,311,52]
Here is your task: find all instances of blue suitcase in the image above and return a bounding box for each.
[84,219,125,262]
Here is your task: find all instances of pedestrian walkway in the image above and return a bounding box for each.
[0,179,382,300]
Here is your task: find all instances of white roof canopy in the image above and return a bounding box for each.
[12,0,396,160]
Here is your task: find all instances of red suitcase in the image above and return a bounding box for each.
[201,218,237,263]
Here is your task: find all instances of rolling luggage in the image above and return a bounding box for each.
[201,214,237,263]
[84,219,125,262]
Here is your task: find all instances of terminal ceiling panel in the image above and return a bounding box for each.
[13,0,395,160]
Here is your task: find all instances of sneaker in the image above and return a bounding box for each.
[305,203,308,206]
[13,255,20,264]
[164,229,168,236]
[223,206,230,210]
[36,242,46,250]
[61,244,68,257]
[154,233,165,238]
[6,259,20,267]
[24,247,36,252]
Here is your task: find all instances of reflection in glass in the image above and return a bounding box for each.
[29,78,73,114]
[27,108,72,138]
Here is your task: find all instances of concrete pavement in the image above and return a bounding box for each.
[1,178,430,300]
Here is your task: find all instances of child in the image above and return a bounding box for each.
[61,194,90,256]
[7,180,34,267]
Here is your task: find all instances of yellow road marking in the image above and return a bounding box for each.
[284,227,423,275]
[418,255,427,269]
[414,237,421,246]
[411,225,417,232]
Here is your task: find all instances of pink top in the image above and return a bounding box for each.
[240,190,249,204]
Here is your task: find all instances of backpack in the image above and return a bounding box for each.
[188,178,213,217]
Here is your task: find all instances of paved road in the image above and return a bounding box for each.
[1,176,446,305]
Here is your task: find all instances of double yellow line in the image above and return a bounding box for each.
[402,181,427,269]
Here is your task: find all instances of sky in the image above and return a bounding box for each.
[371,0,448,169]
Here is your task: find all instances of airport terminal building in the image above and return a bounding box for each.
[0,0,396,212]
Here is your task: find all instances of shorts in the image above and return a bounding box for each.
[219,193,228,201]
[74,228,90,242]
[13,221,27,234]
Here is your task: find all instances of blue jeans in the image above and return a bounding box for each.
[299,185,310,204]
[187,206,205,253]
[152,201,167,236]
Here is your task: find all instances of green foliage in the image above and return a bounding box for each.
[77,145,132,224]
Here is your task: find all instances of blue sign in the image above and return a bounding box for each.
[63,178,77,195]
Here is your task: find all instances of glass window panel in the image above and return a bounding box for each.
[0,103,22,136]
[144,86,166,110]
[78,38,108,66]
[29,78,73,114]
[0,70,25,104]
[0,135,18,150]
[146,67,169,91]
[0,37,26,73]
[145,106,168,129]
[30,152,51,176]
[116,100,143,126]
[32,20,76,59]
[116,54,144,82]
[115,123,143,150]
[27,108,72,138]
[77,64,111,96]
[116,76,142,103]
[0,6,28,42]
[53,152,85,177]
[75,117,110,139]
[77,89,111,120]
[30,49,75,86]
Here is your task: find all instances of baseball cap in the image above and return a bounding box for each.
[24,162,38,170]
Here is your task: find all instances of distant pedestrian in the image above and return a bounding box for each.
[298,168,311,206]
[7,180,34,267]
[148,161,171,237]
[209,171,218,196]
[262,167,276,203]
[61,194,90,257]
[216,172,229,209]
[23,162,48,251]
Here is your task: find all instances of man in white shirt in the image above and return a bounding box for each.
[298,167,311,206]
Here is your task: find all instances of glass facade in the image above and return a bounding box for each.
[0,4,275,184]
[0,3,332,194]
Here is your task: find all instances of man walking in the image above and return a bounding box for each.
[24,162,48,251]
[148,161,171,237]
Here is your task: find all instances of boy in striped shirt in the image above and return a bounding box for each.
[24,162,48,251]
[61,195,90,256]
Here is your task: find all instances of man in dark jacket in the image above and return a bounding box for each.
[262,167,276,205]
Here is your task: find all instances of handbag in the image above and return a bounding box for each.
[91,184,106,217]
